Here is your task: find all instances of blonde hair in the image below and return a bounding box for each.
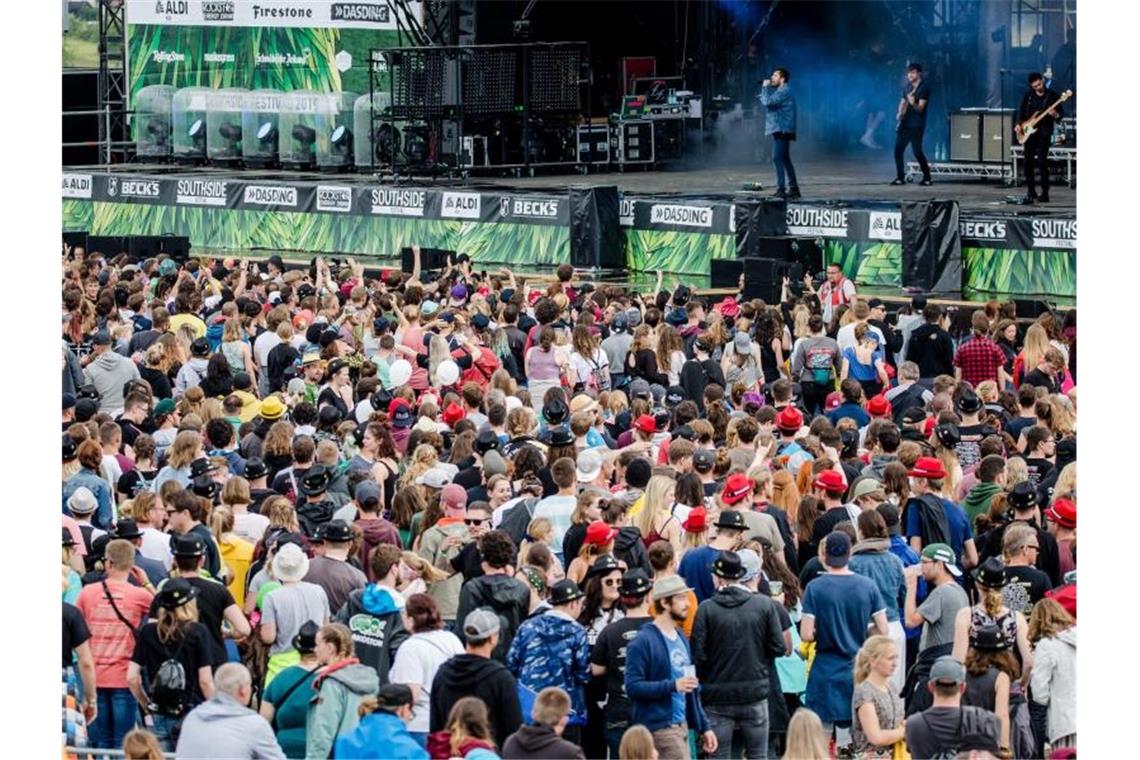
[222,316,244,343]
[635,475,676,538]
[770,469,801,522]
[122,728,165,760]
[400,551,448,584]
[1028,597,1075,643]
[167,430,202,470]
[399,444,440,490]
[222,476,251,506]
[1020,323,1051,374]
[853,635,896,685]
[157,597,199,644]
[1004,457,1029,490]
[518,517,554,565]
[618,725,658,760]
[1052,462,1076,504]
[783,708,829,760]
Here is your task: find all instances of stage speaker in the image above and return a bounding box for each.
[63,231,89,253]
[982,111,1014,163]
[400,246,452,274]
[130,235,191,261]
[949,113,981,162]
[570,186,623,269]
[709,258,742,289]
[734,199,788,258]
[753,236,824,278]
[86,235,129,257]
[711,257,802,303]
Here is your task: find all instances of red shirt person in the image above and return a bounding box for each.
[953,311,1009,388]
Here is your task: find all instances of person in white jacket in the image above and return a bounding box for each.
[1029,598,1077,750]
[176,663,285,760]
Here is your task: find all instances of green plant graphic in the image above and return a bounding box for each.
[962,247,1075,297]
[625,229,735,275]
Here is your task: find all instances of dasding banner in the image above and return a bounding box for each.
[619,198,735,235]
[128,1,420,29]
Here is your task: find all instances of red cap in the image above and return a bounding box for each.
[717,297,739,319]
[1045,583,1076,622]
[528,289,544,306]
[776,406,803,433]
[721,473,754,505]
[584,520,620,546]
[909,456,948,479]
[682,507,709,533]
[866,395,891,417]
[442,402,466,426]
[825,391,843,411]
[813,469,847,494]
[387,398,410,417]
[1045,498,1076,529]
[634,414,657,434]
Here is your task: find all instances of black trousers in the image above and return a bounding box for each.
[1023,131,1052,197]
[894,124,930,180]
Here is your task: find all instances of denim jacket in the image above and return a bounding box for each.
[848,538,906,624]
[759,83,797,136]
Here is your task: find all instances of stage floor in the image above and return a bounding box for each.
[79,155,1074,215]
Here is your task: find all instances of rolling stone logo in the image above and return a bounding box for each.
[331,3,389,23]
[107,177,162,199]
[201,0,235,21]
[316,185,353,213]
[1031,219,1076,249]
[176,179,228,206]
[649,204,713,228]
[62,173,93,199]
[868,211,902,241]
[242,185,298,207]
[371,188,425,216]
[959,219,1007,241]
[441,192,481,220]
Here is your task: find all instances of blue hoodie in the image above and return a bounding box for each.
[332,585,409,684]
[625,622,710,734]
[506,609,592,721]
[334,711,428,760]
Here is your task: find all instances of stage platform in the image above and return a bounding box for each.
[61,157,1075,303]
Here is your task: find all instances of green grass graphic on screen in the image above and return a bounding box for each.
[963,248,1075,297]
[62,200,94,232]
[826,241,902,287]
[625,230,735,276]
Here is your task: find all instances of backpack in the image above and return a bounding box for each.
[585,353,611,395]
[908,494,952,547]
[485,582,525,661]
[148,633,191,717]
[804,344,836,385]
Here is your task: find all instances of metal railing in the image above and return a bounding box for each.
[65,747,174,760]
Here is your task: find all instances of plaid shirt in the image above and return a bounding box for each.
[953,335,1006,386]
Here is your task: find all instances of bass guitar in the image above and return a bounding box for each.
[1016,89,1073,145]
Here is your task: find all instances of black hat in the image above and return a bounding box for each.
[297,283,317,299]
[306,324,324,345]
[549,579,586,606]
[375,683,415,710]
[1008,481,1038,511]
[934,423,961,449]
[299,464,333,495]
[75,398,98,422]
[542,425,574,448]
[671,424,696,442]
[190,337,210,357]
[156,578,200,610]
[711,550,746,580]
[114,519,143,540]
[475,429,500,455]
[543,398,569,426]
[714,510,747,532]
[62,527,76,547]
[77,384,101,401]
[190,474,220,500]
[63,392,76,411]
[957,390,983,414]
[620,569,653,597]
[973,556,1008,588]
[189,458,217,480]
[665,386,686,406]
[292,620,320,654]
[327,358,349,377]
[969,623,1011,652]
[243,457,268,480]
[318,404,343,427]
[901,407,927,425]
[171,533,206,558]
[585,553,624,580]
[62,435,78,462]
[370,388,394,412]
[89,534,111,562]
[1055,438,1076,470]
[320,519,353,543]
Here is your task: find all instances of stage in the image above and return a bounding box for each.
[61,157,1076,302]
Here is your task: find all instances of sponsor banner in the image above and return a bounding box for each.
[242,184,299,208]
[958,217,1009,246]
[316,185,354,214]
[1025,218,1077,251]
[126,0,417,29]
[868,210,902,241]
[370,188,427,217]
[618,198,635,227]
[440,191,482,220]
[495,195,570,226]
[61,173,93,199]
[649,203,714,229]
[626,198,733,234]
[958,215,1077,251]
[786,205,850,238]
[175,178,232,207]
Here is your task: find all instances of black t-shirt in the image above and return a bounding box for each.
[798,556,826,590]
[1002,565,1053,615]
[451,541,485,584]
[810,505,857,547]
[1022,368,1060,394]
[116,418,145,449]
[130,622,214,710]
[590,615,652,726]
[149,577,235,667]
[1024,457,1054,489]
[317,387,350,417]
[63,602,91,668]
[900,79,932,129]
[955,424,998,470]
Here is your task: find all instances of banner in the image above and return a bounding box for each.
[128,1,419,29]
[960,216,1076,251]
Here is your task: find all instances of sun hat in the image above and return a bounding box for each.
[576,448,603,483]
[651,574,692,602]
[258,395,286,420]
[549,579,586,606]
[272,542,311,583]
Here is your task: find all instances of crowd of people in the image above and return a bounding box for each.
[61,245,1077,759]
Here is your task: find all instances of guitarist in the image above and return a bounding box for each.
[1016,72,1065,204]
[892,63,933,187]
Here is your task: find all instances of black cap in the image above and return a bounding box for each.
[92,330,112,346]
[77,384,101,401]
[665,386,686,406]
[156,578,200,610]
[957,390,982,414]
[1008,481,1038,511]
[292,620,320,654]
[712,550,746,580]
[901,407,927,424]
[973,556,1008,588]
[375,683,415,710]
[63,392,77,411]
[475,429,500,455]
[62,527,77,547]
[62,435,78,462]
[541,425,574,448]
[190,337,210,357]
[243,457,268,480]
[934,423,961,449]
[620,569,654,597]
[471,313,491,331]
[671,424,696,442]
[549,579,586,606]
[714,510,747,531]
[320,519,353,542]
[543,398,569,426]
[190,474,220,500]
[171,534,206,558]
[189,458,217,480]
[89,534,111,561]
[114,519,143,540]
[75,398,98,422]
[969,623,1011,652]
[370,388,394,411]
[585,553,623,580]
[692,448,715,472]
[300,464,333,495]
[297,283,316,299]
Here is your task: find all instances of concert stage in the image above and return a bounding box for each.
[61,157,1075,302]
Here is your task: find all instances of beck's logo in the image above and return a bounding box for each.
[959,219,1007,241]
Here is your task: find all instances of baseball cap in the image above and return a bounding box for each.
[440,483,468,511]
[634,414,657,435]
[375,683,415,711]
[921,543,962,577]
[850,478,883,502]
[823,531,852,568]
[733,331,751,354]
[463,608,501,639]
[62,392,76,411]
[824,391,843,412]
[738,549,762,583]
[929,656,967,686]
[692,448,715,473]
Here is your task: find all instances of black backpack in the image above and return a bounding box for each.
[906,494,951,547]
[148,634,191,717]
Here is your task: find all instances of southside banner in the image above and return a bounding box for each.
[125,0,422,106]
[959,214,1076,298]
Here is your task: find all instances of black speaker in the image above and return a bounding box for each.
[400,246,451,274]
[62,231,89,252]
[753,236,824,278]
[740,257,803,303]
[734,199,788,258]
[710,258,743,289]
[949,112,981,162]
[86,235,129,257]
[570,186,623,269]
[130,235,191,261]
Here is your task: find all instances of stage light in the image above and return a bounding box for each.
[257,122,278,145]
[330,125,353,154]
[188,118,206,150]
[292,124,317,145]
[147,117,171,146]
[219,122,243,142]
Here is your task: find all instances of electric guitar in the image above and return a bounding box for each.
[1015,89,1073,145]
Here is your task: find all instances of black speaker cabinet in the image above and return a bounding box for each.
[982,111,1014,163]
[709,258,742,289]
[949,112,981,162]
[753,236,823,278]
[400,246,452,274]
[711,257,802,303]
[132,235,191,261]
[570,186,623,269]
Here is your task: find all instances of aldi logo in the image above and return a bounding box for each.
[62,173,93,199]
[441,192,481,220]
[868,211,902,241]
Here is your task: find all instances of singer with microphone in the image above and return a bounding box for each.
[891,63,932,186]
[759,67,800,199]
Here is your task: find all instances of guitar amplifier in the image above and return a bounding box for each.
[982,111,1014,162]
[949,112,981,162]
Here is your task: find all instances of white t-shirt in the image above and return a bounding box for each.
[253,331,282,368]
[388,629,465,733]
[233,511,271,545]
[139,527,173,570]
[533,495,577,559]
[569,347,610,388]
[836,321,886,354]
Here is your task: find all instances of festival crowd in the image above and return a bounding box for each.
[61,247,1077,760]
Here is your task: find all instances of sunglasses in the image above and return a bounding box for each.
[602,578,621,587]
[465,518,489,526]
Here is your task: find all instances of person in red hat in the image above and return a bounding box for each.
[567,520,620,584]
[904,456,978,573]
[441,401,466,429]
[1045,497,1076,577]
[774,405,814,478]
[680,506,709,556]
[865,394,892,421]
[809,469,857,549]
[715,473,788,567]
